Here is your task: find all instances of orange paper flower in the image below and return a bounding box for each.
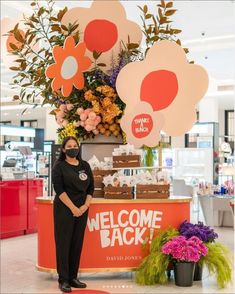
[46,36,92,97]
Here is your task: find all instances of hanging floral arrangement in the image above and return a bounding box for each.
[4,0,196,144]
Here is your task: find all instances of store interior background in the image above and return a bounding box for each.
[1,0,235,293]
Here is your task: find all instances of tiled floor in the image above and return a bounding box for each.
[1,202,234,294]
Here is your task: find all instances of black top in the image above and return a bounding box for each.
[52,160,94,205]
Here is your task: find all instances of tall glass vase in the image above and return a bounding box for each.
[173,262,195,287]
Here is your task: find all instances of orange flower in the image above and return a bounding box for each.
[46,36,92,97]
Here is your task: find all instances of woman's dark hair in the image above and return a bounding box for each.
[57,136,81,162]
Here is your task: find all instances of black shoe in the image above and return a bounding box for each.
[59,282,71,293]
[69,278,87,288]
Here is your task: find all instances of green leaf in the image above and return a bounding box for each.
[93,51,102,60]
[13,29,24,43]
[49,16,58,21]
[9,43,18,51]
[171,29,182,34]
[176,39,181,45]
[97,63,106,67]
[165,9,177,16]
[28,34,35,44]
[161,0,166,8]
[61,24,68,31]
[127,43,139,49]
[166,2,173,8]
[30,2,36,6]
[38,7,45,17]
[145,14,152,19]
[143,5,148,14]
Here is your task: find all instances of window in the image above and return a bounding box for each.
[0,121,12,144]
[20,120,38,142]
[225,110,234,150]
[21,120,38,128]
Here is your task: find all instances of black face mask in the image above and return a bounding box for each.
[65,148,79,158]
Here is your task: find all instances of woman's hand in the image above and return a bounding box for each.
[71,206,82,217]
[79,204,89,214]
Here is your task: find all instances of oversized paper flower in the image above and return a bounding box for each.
[45,36,92,97]
[120,102,164,148]
[61,0,142,70]
[116,40,209,136]
[1,17,26,68]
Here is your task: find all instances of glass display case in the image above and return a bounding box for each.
[173,148,214,185]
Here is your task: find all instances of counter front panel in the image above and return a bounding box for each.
[37,197,191,272]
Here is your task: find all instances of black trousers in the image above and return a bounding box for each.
[53,199,88,283]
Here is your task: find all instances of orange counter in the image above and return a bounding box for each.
[37,196,191,272]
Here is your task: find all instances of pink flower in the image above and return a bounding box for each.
[56,110,65,119]
[84,108,92,115]
[85,125,93,132]
[62,119,68,127]
[80,113,88,121]
[88,111,96,120]
[66,104,74,111]
[59,104,67,111]
[77,107,84,115]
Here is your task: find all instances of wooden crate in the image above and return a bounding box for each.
[112,155,141,168]
[136,184,170,199]
[93,189,104,198]
[104,186,133,199]
[93,169,115,189]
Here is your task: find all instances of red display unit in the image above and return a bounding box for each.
[0,179,43,239]
[27,179,43,233]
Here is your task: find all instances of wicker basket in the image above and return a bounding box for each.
[112,155,141,168]
[104,186,133,199]
[136,184,170,199]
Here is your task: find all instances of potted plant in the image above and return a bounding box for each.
[161,235,208,287]
[135,227,179,285]
[179,221,233,288]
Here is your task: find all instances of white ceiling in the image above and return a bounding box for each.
[1,0,235,110]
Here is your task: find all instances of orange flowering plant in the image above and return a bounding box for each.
[6,0,185,142]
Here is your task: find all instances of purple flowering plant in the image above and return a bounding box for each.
[161,236,208,263]
[179,221,218,243]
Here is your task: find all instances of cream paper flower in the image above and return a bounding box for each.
[120,102,164,148]
[116,40,209,137]
[61,0,142,70]
[1,17,25,68]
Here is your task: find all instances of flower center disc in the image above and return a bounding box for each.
[61,56,78,79]
[84,19,118,53]
[140,70,178,111]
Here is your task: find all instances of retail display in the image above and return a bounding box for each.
[0,179,43,238]
[37,197,191,272]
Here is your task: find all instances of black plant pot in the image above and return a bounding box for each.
[173,262,195,287]
[194,263,203,281]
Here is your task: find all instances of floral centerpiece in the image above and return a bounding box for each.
[179,220,232,288]
[4,0,192,145]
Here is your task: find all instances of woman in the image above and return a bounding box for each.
[52,136,94,293]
